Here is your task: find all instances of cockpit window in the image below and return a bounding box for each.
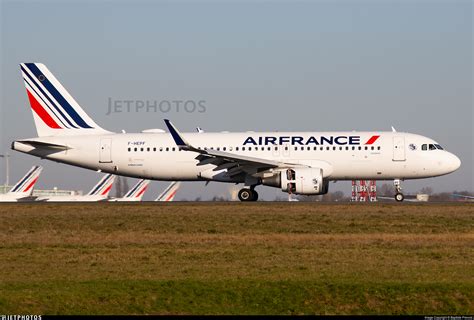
[422,143,443,151]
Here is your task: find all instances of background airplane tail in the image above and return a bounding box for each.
[20,63,109,137]
[122,179,150,201]
[155,181,181,201]
[87,174,115,197]
[8,166,43,196]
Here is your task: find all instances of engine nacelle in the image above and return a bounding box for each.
[261,168,329,195]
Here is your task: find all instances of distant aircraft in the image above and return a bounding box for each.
[452,194,474,201]
[378,195,428,202]
[12,63,461,202]
[0,166,42,202]
[36,174,115,202]
[155,181,181,201]
[109,179,150,202]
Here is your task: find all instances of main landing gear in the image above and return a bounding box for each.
[394,179,404,202]
[238,188,259,202]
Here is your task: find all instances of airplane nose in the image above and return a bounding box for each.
[448,153,461,172]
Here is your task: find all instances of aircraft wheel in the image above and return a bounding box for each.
[238,188,253,202]
[395,193,404,202]
[251,190,259,201]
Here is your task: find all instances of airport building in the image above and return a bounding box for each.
[0,185,82,197]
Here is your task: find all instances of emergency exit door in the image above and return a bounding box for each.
[392,136,406,161]
[99,138,113,163]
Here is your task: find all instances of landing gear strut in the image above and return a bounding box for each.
[238,188,259,202]
[394,179,404,202]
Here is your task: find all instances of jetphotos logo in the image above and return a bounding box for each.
[243,135,380,146]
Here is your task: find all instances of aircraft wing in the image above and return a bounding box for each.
[164,120,306,177]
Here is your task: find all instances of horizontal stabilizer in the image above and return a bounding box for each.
[15,140,70,150]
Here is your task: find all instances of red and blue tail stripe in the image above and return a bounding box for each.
[20,63,94,130]
[124,179,149,199]
[9,166,43,194]
[22,65,77,129]
[87,174,115,196]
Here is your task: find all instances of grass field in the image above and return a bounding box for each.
[0,203,472,315]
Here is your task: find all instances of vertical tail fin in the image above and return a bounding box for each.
[87,174,115,197]
[122,179,150,201]
[155,181,181,201]
[20,63,109,137]
[8,166,43,196]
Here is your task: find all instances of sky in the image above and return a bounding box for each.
[0,0,472,200]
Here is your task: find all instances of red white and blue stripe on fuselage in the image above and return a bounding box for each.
[20,63,93,129]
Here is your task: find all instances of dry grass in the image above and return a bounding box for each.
[0,203,472,314]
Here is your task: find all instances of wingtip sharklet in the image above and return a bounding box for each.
[164,119,188,147]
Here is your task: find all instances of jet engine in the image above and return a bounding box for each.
[261,168,329,195]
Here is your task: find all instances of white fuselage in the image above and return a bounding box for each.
[13,131,461,183]
[0,194,35,202]
[35,195,109,202]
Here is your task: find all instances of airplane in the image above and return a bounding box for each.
[109,179,150,202]
[35,173,115,202]
[451,194,474,201]
[378,195,428,202]
[0,165,43,202]
[155,181,181,201]
[12,63,461,202]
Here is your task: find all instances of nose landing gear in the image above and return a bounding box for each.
[394,179,404,202]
